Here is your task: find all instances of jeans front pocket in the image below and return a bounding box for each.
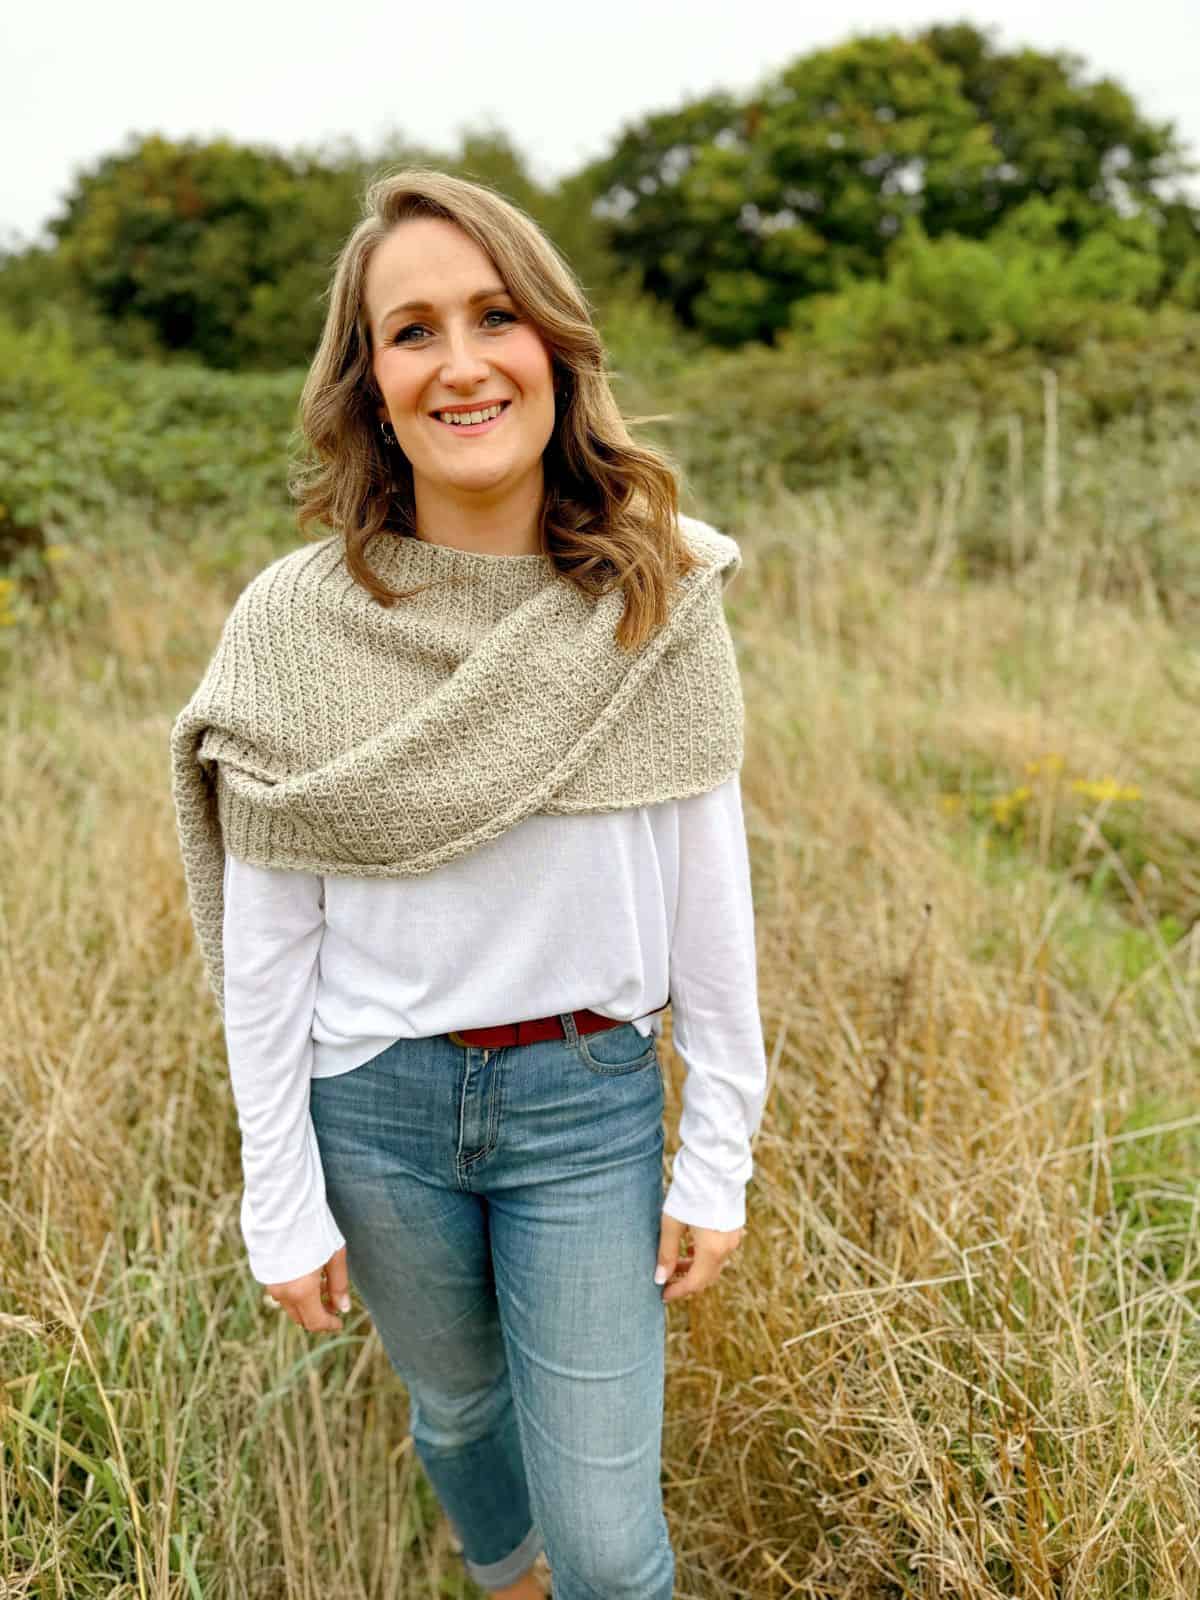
[575,1020,659,1075]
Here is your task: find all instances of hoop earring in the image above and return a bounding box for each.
[379,421,397,445]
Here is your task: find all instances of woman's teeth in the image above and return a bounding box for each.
[436,403,506,426]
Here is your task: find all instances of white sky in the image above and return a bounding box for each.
[4,0,1198,248]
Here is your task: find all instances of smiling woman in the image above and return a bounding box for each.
[173,166,765,1600]
[288,166,710,651]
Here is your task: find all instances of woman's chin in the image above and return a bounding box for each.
[422,457,536,498]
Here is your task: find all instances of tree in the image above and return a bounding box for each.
[586,92,753,331]
[584,23,1197,346]
[922,23,1185,235]
[44,133,375,368]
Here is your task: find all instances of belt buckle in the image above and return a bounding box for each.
[447,1029,472,1048]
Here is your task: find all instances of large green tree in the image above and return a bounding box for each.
[585,23,1196,345]
[40,133,373,368]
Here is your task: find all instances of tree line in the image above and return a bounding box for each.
[3,22,1198,370]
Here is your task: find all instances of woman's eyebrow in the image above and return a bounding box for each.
[379,285,510,328]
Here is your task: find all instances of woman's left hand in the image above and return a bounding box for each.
[655,1211,745,1303]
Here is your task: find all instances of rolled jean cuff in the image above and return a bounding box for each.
[463,1522,543,1591]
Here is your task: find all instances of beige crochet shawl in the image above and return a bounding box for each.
[170,513,745,1019]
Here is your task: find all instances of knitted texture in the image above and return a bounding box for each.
[169,513,745,1019]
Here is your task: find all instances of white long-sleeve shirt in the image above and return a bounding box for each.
[222,772,768,1285]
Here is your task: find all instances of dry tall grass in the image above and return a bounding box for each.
[2,480,1198,1597]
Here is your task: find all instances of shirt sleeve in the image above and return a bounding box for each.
[662,773,768,1232]
[221,851,346,1285]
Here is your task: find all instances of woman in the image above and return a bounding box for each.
[170,168,768,1599]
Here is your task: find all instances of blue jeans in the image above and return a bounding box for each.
[308,1011,675,1598]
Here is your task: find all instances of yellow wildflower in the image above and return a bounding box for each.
[43,545,72,563]
[1070,777,1141,804]
[992,785,1032,826]
[1025,753,1065,777]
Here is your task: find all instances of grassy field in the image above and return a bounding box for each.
[2,333,1199,1596]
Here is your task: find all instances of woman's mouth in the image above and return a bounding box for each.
[430,400,511,436]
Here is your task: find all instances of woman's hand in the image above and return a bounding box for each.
[655,1211,745,1304]
[264,1245,352,1331]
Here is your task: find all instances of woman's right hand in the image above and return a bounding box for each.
[264,1245,352,1332]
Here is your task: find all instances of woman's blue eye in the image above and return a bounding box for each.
[392,308,516,345]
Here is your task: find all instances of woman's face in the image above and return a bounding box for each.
[364,217,557,509]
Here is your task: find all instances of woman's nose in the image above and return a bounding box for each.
[439,329,490,388]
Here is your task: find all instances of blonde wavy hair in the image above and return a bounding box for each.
[289,166,702,652]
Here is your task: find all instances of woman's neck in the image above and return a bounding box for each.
[411,469,545,556]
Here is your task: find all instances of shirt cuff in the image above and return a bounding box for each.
[242,1197,347,1287]
[662,1145,751,1231]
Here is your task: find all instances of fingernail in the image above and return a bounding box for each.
[653,1265,669,1285]
[338,1295,351,1313]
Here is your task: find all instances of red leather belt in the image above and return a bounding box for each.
[446,1008,643,1050]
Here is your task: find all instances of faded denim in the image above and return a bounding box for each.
[308,1011,675,1598]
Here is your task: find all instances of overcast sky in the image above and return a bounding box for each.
[5,0,1198,248]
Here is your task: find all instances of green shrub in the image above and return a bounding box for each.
[788,205,1167,365]
[0,313,304,562]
